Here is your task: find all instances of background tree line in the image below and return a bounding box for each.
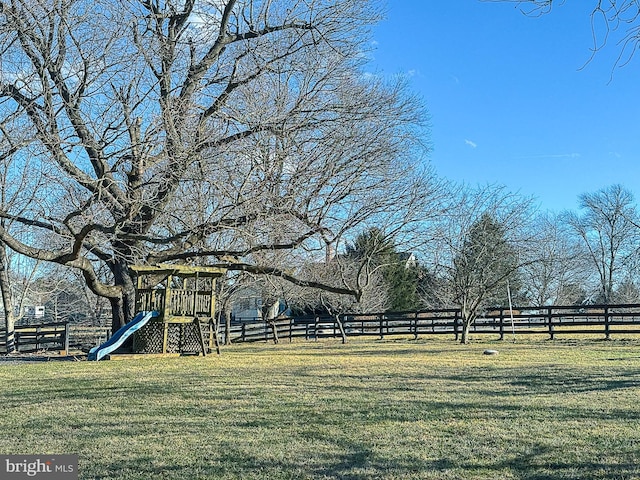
[268,183,640,344]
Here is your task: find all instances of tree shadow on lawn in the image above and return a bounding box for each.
[86,455,195,480]
[291,362,640,403]
[7,388,637,479]
[90,437,640,480]
[6,365,636,411]
[446,367,640,397]
[0,366,239,406]
[279,394,640,428]
[461,445,640,480]
[480,445,640,480]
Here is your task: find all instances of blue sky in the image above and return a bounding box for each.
[369,1,640,212]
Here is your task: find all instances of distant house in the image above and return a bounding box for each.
[398,252,417,269]
[231,286,262,322]
[230,286,289,323]
[24,305,45,320]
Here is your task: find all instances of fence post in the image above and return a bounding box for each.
[453,310,459,341]
[289,318,293,343]
[499,309,505,341]
[13,331,20,353]
[547,307,554,340]
[241,323,246,343]
[604,306,611,340]
[379,314,384,339]
[207,317,219,352]
[314,316,319,341]
[63,323,70,353]
[413,312,419,340]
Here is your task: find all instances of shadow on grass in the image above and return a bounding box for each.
[88,439,640,480]
[445,367,640,397]
[480,446,640,480]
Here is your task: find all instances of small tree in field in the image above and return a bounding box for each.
[452,213,522,343]
[427,185,534,344]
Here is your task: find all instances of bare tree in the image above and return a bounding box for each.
[565,184,638,304]
[25,264,109,324]
[0,245,17,351]
[614,276,640,303]
[0,114,37,350]
[0,0,431,333]
[288,255,390,343]
[520,213,591,306]
[427,185,535,344]
[215,271,248,345]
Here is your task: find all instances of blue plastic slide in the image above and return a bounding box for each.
[88,311,159,361]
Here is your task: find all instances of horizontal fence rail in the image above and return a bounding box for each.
[0,323,114,354]
[223,304,640,344]
[0,322,70,353]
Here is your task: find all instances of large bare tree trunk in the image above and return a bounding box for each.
[108,259,137,332]
[263,300,281,345]
[268,319,280,345]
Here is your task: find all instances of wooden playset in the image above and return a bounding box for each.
[129,264,225,356]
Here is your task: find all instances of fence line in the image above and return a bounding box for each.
[223,304,640,343]
[4,303,640,353]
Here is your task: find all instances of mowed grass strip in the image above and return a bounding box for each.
[1,338,640,479]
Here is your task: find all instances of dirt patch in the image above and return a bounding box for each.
[0,352,87,363]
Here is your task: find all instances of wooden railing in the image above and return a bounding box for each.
[169,290,213,317]
[135,288,212,317]
[136,289,166,313]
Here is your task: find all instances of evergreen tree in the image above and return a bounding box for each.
[452,213,522,342]
[347,228,421,311]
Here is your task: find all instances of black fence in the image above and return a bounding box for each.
[0,322,70,353]
[6,304,639,353]
[224,304,640,343]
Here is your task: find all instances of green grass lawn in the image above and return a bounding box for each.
[1,337,640,479]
